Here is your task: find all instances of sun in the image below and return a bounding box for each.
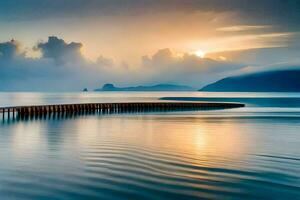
[194,50,206,58]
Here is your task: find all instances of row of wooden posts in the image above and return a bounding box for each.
[0,102,244,120]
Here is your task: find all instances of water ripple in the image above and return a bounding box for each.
[1,114,300,199]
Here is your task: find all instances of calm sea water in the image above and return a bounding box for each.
[0,92,300,200]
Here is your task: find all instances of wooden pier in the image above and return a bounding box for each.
[0,102,244,120]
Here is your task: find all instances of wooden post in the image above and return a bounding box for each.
[7,108,10,119]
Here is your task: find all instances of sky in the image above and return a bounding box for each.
[0,0,300,91]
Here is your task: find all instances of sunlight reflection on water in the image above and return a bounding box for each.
[0,92,300,199]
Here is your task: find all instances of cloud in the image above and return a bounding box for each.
[0,36,299,91]
[140,48,244,86]
[0,36,139,91]
[206,46,300,66]
[96,55,114,68]
[0,39,20,59]
[36,36,83,64]
[0,37,94,91]
[217,25,272,32]
[1,0,299,66]
[1,0,300,29]
[0,38,243,91]
[236,62,300,76]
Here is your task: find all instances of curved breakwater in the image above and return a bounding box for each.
[0,102,244,120]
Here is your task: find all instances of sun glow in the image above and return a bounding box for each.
[194,50,206,58]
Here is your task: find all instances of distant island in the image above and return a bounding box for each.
[200,69,300,92]
[95,83,196,91]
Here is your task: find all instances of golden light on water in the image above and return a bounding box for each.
[72,116,250,161]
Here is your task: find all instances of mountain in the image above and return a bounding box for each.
[200,69,300,92]
[95,83,195,91]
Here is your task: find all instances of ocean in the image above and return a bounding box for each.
[0,92,299,199]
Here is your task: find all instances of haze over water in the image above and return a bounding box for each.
[0,92,299,200]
